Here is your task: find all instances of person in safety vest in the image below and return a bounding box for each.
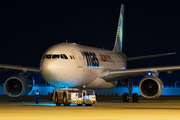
[35,90,40,104]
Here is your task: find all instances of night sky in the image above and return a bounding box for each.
[0,1,180,86]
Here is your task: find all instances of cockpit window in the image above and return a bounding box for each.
[46,54,52,59]
[60,54,64,59]
[44,54,68,59]
[52,54,60,59]
[42,54,46,59]
[63,54,68,59]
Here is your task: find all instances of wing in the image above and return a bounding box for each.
[100,66,180,82]
[127,52,176,61]
[0,64,40,73]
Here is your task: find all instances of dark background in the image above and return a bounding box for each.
[0,0,180,86]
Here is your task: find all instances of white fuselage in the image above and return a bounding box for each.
[40,43,126,89]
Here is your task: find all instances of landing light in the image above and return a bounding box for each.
[148,72,151,76]
[122,67,126,69]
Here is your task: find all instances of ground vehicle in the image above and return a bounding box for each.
[52,88,97,106]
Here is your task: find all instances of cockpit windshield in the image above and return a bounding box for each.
[42,54,68,59]
[52,54,60,58]
[63,54,68,59]
[46,54,52,59]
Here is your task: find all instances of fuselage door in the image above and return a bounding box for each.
[72,50,83,68]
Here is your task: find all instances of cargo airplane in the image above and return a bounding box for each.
[1,4,180,102]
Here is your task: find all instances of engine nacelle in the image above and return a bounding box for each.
[139,76,164,99]
[4,75,33,97]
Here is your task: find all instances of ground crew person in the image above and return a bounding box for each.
[35,90,40,104]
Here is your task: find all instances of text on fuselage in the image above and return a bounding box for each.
[82,51,99,67]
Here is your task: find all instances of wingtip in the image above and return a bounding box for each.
[167,52,177,55]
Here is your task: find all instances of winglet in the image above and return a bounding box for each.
[113,4,125,52]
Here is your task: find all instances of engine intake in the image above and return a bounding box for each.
[139,76,163,99]
[4,75,33,97]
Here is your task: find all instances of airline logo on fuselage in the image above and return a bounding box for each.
[82,51,99,67]
[100,54,113,62]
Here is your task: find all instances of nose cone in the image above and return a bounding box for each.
[40,58,78,88]
[40,60,59,85]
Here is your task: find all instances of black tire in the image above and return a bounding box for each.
[85,104,92,106]
[132,93,138,102]
[123,93,129,102]
[55,93,60,106]
[63,92,69,106]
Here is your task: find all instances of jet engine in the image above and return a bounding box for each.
[4,75,33,97]
[139,76,163,99]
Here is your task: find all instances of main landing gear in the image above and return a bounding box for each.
[120,78,139,102]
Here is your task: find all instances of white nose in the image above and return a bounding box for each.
[40,60,61,85]
[41,60,61,78]
[40,59,77,87]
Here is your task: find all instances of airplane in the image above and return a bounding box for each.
[1,4,180,102]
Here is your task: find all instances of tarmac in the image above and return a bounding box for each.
[1,95,180,120]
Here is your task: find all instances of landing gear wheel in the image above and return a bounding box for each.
[55,93,60,106]
[123,93,129,102]
[132,93,138,102]
[85,104,92,106]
